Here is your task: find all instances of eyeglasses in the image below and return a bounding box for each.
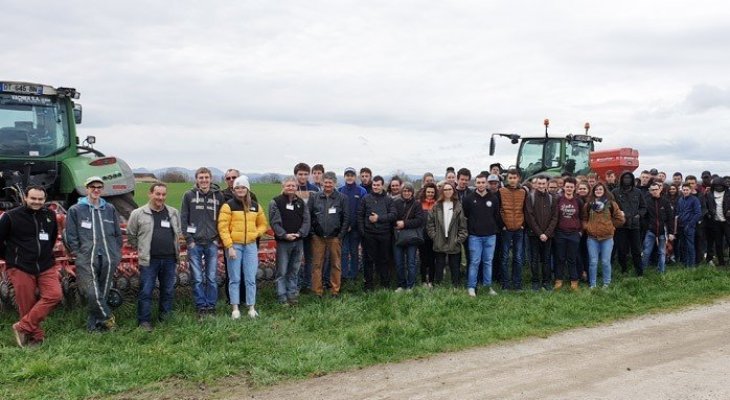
[225,176,237,181]
[88,185,103,190]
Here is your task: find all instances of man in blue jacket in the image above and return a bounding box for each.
[65,176,123,332]
[338,167,367,281]
[677,183,702,267]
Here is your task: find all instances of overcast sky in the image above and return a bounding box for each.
[3,1,730,178]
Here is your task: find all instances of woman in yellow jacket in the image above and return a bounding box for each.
[218,175,268,319]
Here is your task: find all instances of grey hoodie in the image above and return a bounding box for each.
[180,186,225,245]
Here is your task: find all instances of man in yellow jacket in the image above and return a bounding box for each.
[218,176,268,319]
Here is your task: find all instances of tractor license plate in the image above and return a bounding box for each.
[1,83,44,95]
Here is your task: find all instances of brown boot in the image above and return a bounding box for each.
[553,280,563,290]
[570,280,580,292]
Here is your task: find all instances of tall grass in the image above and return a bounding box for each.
[1,265,729,399]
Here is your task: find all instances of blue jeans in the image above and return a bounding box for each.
[642,231,667,273]
[275,240,303,301]
[500,229,524,289]
[137,257,176,323]
[468,235,496,289]
[188,242,219,310]
[394,244,418,288]
[587,237,613,287]
[227,243,259,306]
[341,230,361,279]
[682,226,696,267]
[299,237,313,289]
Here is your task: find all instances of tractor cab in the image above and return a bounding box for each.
[0,81,137,217]
[490,120,602,181]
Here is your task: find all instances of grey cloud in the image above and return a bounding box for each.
[682,85,730,113]
[3,1,730,176]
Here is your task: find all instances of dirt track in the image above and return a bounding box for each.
[213,300,730,400]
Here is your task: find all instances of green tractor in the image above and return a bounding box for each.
[0,81,137,218]
[489,119,603,181]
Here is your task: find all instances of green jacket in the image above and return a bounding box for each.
[426,201,468,254]
[127,204,182,266]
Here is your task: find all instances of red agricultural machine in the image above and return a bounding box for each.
[0,203,278,310]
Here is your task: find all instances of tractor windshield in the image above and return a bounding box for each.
[517,137,592,178]
[0,94,70,158]
[518,138,563,178]
[566,140,591,176]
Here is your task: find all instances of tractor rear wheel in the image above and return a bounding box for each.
[107,192,137,221]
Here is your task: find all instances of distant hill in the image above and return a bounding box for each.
[133,168,435,184]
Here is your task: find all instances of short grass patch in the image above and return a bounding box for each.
[133,182,281,216]
[1,265,729,399]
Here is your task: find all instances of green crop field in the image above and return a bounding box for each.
[133,182,281,216]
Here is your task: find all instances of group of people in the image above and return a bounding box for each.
[1,163,727,347]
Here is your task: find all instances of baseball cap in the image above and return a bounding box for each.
[85,176,104,187]
[487,174,501,182]
[344,167,357,176]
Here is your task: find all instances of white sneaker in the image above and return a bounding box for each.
[395,287,405,293]
[488,287,497,296]
[468,288,476,297]
[247,307,259,318]
[422,282,430,288]
[231,309,241,320]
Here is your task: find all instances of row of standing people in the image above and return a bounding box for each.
[4,164,726,346]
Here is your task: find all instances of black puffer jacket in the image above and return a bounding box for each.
[358,191,397,235]
[611,172,646,230]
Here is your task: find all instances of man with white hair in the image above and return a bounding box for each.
[269,176,310,305]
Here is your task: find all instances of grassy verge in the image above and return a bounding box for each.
[2,265,730,399]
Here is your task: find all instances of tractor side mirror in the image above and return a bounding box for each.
[73,104,83,124]
[86,135,96,145]
[489,137,496,156]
